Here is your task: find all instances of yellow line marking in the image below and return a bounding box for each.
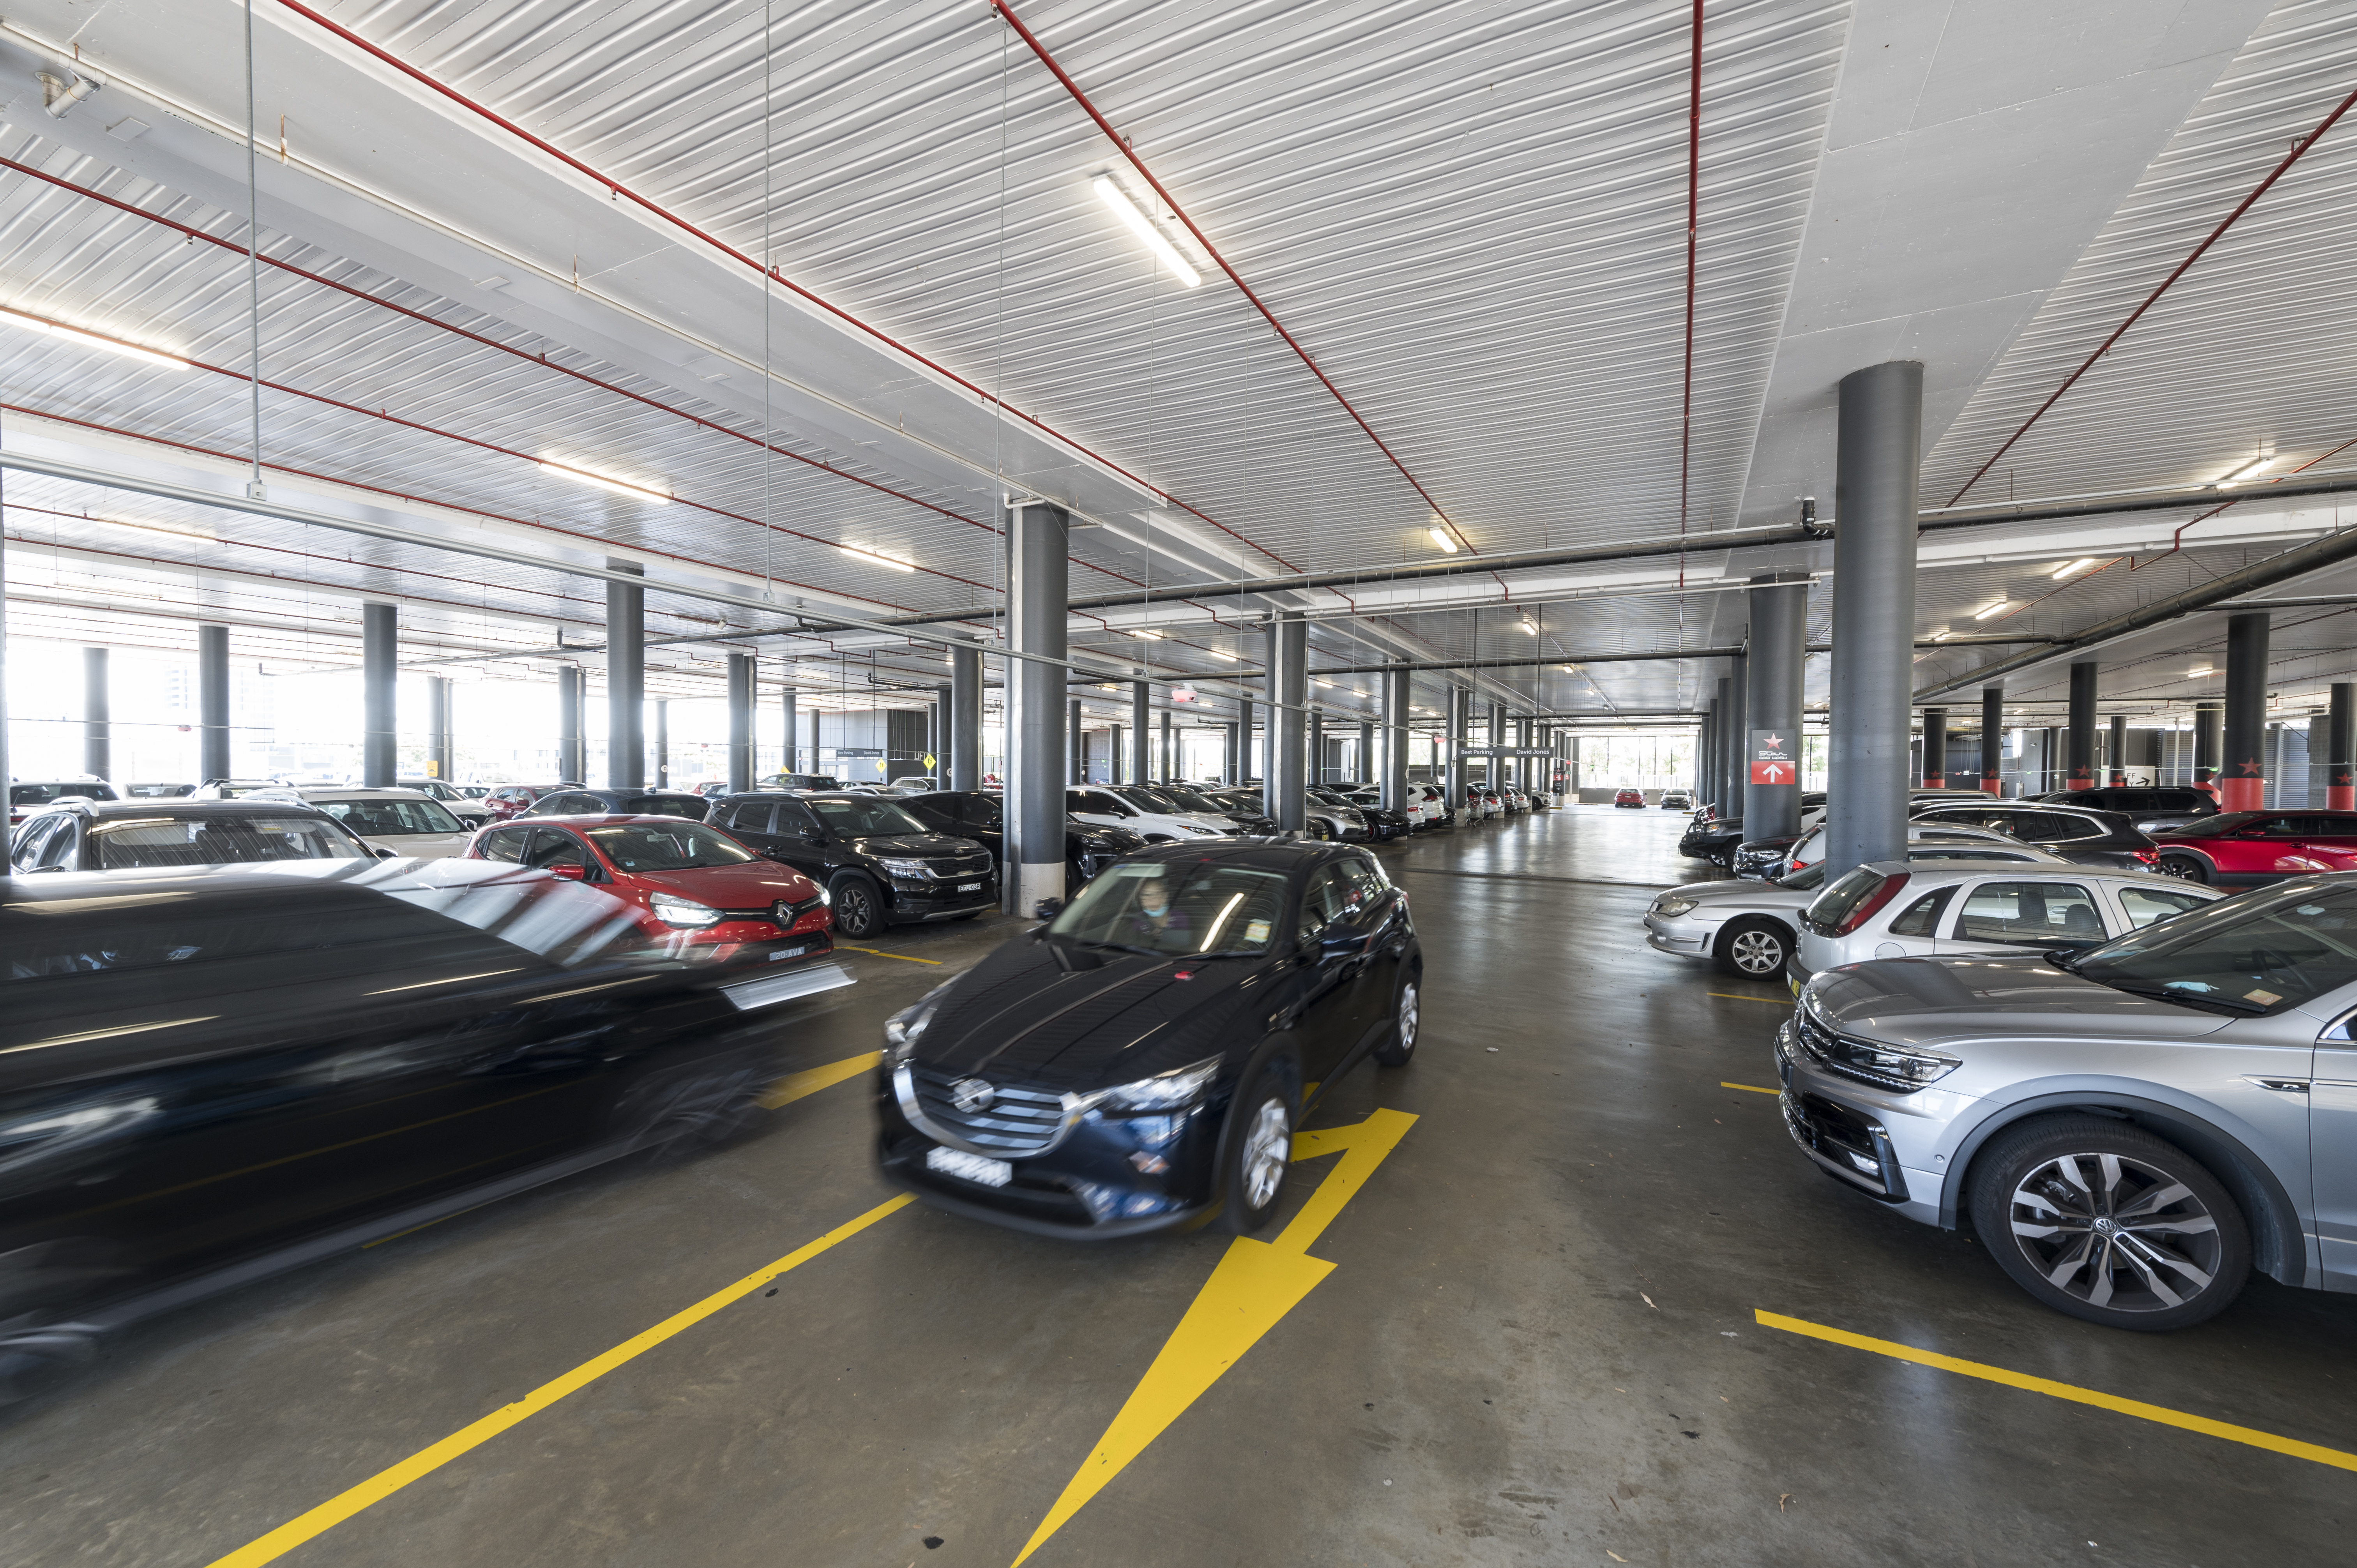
[1708,991,1792,1004]
[1010,1108,1417,1566]
[205,1195,915,1568]
[757,1050,878,1109]
[1755,1310,2357,1473]
[1721,1082,1779,1095]
[834,944,943,964]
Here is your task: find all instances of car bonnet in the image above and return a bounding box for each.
[624,860,817,904]
[911,941,1248,1084]
[1809,955,2233,1051]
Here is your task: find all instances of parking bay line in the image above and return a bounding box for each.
[1009,1107,1419,1567]
[1708,992,1790,1004]
[834,944,944,964]
[1756,1309,2357,1473]
[203,1194,916,1568]
[759,1050,878,1109]
[1721,1082,1779,1095]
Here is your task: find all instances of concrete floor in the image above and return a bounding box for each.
[5,805,2353,1566]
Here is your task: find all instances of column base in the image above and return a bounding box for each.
[1018,862,1065,919]
[2219,777,2265,812]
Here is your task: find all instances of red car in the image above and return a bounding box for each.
[2149,809,2357,886]
[1613,788,1646,808]
[465,814,833,961]
[483,784,571,821]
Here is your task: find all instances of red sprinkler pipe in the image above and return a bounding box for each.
[1676,0,1703,587]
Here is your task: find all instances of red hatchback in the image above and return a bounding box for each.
[466,815,833,961]
[1613,788,1645,808]
[2149,810,2357,886]
[483,784,570,821]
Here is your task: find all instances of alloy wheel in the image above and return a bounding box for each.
[1397,981,1419,1050]
[1729,928,1785,975]
[834,879,881,938]
[1240,1097,1291,1211]
[2006,1151,2223,1314]
[2157,855,2205,883]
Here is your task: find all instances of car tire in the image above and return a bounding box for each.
[1966,1115,2251,1331]
[1373,971,1419,1067]
[2157,853,2210,884]
[1714,918,1791,979]
[830,873,886,938]
[1220,1060,1298,1234]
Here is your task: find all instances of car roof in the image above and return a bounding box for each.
[292,786,435,800]
[502,813,707,829]
[1853,859,2206,889]
[66,798,334,819]
[1124,837,1361,871]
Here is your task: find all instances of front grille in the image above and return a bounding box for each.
[906,1066,1067,1155]
[1781,1089,1906,1201]
[929,853,995,879]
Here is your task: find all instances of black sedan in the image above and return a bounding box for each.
[1680,816,1747,867]
[894,789,1146,892]
[707,791,997,938]
[0,858,850,1400]
[876,842,1420,1238]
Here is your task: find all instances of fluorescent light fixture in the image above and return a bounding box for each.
[1314,679,1334,689]
[1092,176,1200,288]
[2187,665,2216,678]
[834,543,915,573]
[1972,599,2014,621]
[1518,614,1540,636]
[1560,664,1578,673]
[104,514,213,542]
[537,460,670,505]
[1427,526,1459,555]
[2215,454,2275,488]
[2051,558,2099,579]
[1207,648,1239,661]
[1927,630,1953,643]
[1135,629,1163,641]
[0,306,187,370]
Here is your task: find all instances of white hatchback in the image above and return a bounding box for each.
[1065,785,1237,844]
[1790,861,2220,987]
[267,786,478,859]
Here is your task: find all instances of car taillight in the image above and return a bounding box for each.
[2133,848,2159,866]
[1833,871,1911,936]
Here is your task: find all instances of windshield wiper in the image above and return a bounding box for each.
[1074,941,1169,958]
[2088,978,2266,1015]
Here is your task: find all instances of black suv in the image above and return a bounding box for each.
[519,788,712,821]
[9,798,379,874]
[896,790,1146,893]
[2028,786,2218,831]
[1907,798,2157,871]
[707,791,996,938]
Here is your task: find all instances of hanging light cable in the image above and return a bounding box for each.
[243,0,265,501]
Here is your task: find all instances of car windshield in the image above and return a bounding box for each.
[620,795,709,821]
[2161,812,2261,839]
[1050,861,1291,957]
[91,814,369,869]
[1157,786,1228,814]
[584,822,756,871]
[806,796,929,837]
[2070,883,2357,1016]
[317,798,463,835]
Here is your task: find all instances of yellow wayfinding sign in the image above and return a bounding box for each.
[1011,1107,1417,1565]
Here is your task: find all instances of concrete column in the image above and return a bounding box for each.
[1382,667,1408,812]
[0,481,9,798]
[1067,699,1084,785]
[198,623,231,783]
[2329,684,2355,810]
[82,646,110,780]
[1223,719,1240,784]
[1234,697,1253,784]
[1744,575,1806,837]
[2194,700,2222,799]
[2108,713,2128,787]
[1308,710,1324,787]
[949,645,981,791]
[558,666,584,782]
[1446,687,1468,818]
[1701,694,1722,805]
[1357,720,1374,786]
[1721,660,1749,812]
[1921,708,1949,787]
[726,653,754,793]
[1267,615,1308,830]
[2223,612,2269,811]
[362,603,396,787]
[1009,500,1071,913]
[2065,662,2099,789]
[1160,711,1174,783]
[1824,359,1922,878]
[1129,682,1149,788]
[1980,686,2004,795]
[654,699,671,788]
[606,571,645,789]
[428,676,453,783]
[1108,724,1124,784]
[779,685,798,778]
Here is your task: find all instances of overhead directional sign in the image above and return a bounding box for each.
[1749,728,1796,786]
[1456,746,1558,758]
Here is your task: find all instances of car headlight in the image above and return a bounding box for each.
[649,891,721,928]
[1796,1007,1958,1091]
[1651,895,1698,918]
[1098,1056,1222,1112]
[884,979,955,1062]
[878,857,933,880]
[1179,823,1220,836]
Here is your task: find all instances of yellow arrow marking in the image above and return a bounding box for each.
[1009,1106,1417,1566]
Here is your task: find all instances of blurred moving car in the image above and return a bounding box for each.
[470,816,834,960]
[896,790,1144,894]
[0,856,852,1399]
[9,780,120,832]
[484,784,571,820]
[1777,875,2357,1329]
[396,779,492,825]
[876,842,1419,1237]
[1643,842,2071,979]
[1791,861,2218,985]
[521,787,712,822]
[707,791,997,939]
[1613,788,1645,808]
[263,787,476,859]
[2030,785,2219,831]
[8,798,378,874]
[2147,810,2357,885]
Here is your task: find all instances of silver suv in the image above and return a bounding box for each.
[1778,875,2357,1330]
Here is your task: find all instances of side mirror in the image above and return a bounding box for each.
[545,862,588,881]
[372,846,400,860]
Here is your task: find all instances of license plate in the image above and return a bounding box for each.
[958,882,981,892]
[769,945,806,961]
[926,1145,1011,1187]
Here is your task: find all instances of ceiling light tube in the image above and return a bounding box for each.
[1518,614,1540,636]
[2214,454,2275,488]
[1135,629,1163,640]
[1972,599,2014,621]
[1092,177,1201,288]
[834,544,916,573]
[537,460,670,505]
[1427,526,1459,555]
[2050,558,2099,579]
[2187,665,2216,678]
[0,306,187,370]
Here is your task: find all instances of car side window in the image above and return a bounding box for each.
[773,800,821,837]
[1888,887,1954,938]
[726,802,777,833]
[965,795,1004,830]
[1295,866,1353,942]
[2118,886,2209,929]
[525,828,593,875]
[479,826,530,863]
[12,816,67,870]
[2027,812,2100,840]
[1955,881,2104,945]
[901,797,954,832]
